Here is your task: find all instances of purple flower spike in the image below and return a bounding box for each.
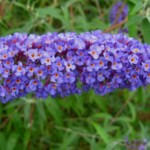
[110,2,128,25]
[0,30,150,103]
[125,139,148,150]
[110,2,128,33]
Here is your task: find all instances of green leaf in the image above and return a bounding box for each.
[65,0,82,8]
[91,113,112,120]
[137,88,146,103]
[4,19,35,34]
[13,1,29,11]
[117,117,132,123]
[91,122,109,144]
[44,97,63,125]
[23,130,31,149]
[6,133,18,150]
[126,15,144,27]
[89,18,108,30]
[0,132,6,150]
[146,9,150,23]
[128,24,137,38]
[128,0,137,4]
[36,7,62,21]
[105,141,119,150]
[24,103,31,123]
[90,138,101,150]
[36,101,46,122]
[61,6,71,30]
[141,18,150,44]
[60,133,78,150]
[128,102,136,121]
[130,1,143,15]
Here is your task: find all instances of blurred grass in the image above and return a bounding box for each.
[0,0,150,150]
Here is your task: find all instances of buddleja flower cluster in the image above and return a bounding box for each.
[0,30,150,103]
[125,139,148,150]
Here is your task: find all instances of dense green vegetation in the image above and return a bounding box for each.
[0,0,150,149]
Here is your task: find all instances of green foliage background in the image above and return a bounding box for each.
[0,0,150,149]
